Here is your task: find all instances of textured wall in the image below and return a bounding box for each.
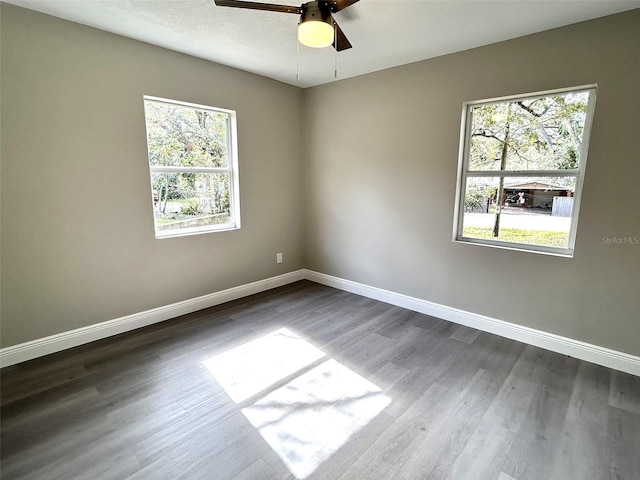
[303,10,640,356]
[1,5,304,346]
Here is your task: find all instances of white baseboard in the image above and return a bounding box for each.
[304,270,640,377]
[2,268,639,377]
[0,270,305,368]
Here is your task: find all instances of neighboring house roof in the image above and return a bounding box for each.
[504,181,572,191]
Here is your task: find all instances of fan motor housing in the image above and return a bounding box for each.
[301,2,332,25]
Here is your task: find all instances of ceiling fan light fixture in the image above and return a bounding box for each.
[297,4,334,48]
[214,0,356,52]
[298,20,334,48]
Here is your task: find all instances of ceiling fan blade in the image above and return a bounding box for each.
[214,0,302,14]
[333,20,352,51]
[321,0,360,13]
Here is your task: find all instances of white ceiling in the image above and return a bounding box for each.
[5,0,639,88]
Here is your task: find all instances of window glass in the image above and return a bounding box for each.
[468,92,590,171]
[461,176,577,249]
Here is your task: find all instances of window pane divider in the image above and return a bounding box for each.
[149,165,229,174]
[465,169,579,178]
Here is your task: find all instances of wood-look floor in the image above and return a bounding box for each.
[1,280,639,480]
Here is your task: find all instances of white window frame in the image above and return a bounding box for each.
[453,85,597,257]
[143,96,240,239]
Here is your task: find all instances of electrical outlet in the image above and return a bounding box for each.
[276,253,283,264]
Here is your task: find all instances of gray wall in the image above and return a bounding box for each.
[1,5,304,346]
[303,10,640,357]
[2,5,639,358]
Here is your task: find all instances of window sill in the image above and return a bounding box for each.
[454,237,574,258]
[155,224,240,239]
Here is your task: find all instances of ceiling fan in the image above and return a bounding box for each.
[213,0,360,51]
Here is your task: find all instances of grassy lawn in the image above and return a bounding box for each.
[463,226,569,247]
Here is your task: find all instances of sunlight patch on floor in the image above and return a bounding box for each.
[241,358,391,479]
[203,328,391,478]
[202,327,325,403]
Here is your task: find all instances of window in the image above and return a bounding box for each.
[453,86,597,256]
[143,96,240,238]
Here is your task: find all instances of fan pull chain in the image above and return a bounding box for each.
[296,30,300,83]
[334,21,338,79]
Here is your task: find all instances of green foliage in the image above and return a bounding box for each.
[464,182,497,212]
[464,184,490,211]
[145,101,228,169]
[180,201,203,216]
[464,191,483,211]
[469,92,589,172]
